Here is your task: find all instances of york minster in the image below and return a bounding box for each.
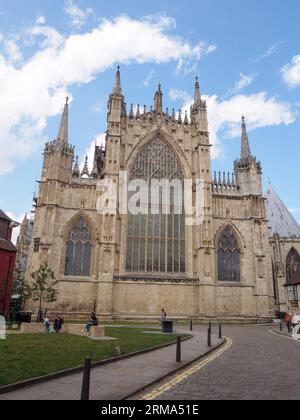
[22,68,300,322]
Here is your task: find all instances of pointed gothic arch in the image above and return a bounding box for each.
[286,248,300,282]
[126,128,193,180]
[64,215,92,277]
[215,222,244,251]
[126,136,186,274]
[217,225,241,282]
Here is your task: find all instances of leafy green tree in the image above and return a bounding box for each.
[12,269,31,308]
[27,265,58,322]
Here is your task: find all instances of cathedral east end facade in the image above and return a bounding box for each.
[24,68,300,322]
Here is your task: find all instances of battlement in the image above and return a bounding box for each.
[44,139,74,156]
[212,171,240,195]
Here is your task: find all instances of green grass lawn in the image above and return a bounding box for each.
[0,327,189,386]
[64,320,162,326]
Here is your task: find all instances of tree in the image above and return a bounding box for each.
[27,264,58,322]
[12,269,31,308]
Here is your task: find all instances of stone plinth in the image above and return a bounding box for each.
[89,326,105,338]
[63,324,86,336]
[21,323,45,334]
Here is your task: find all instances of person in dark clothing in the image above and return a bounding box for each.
[83,312,99,335]
[54,317,63,333]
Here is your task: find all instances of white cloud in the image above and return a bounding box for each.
[206,44,217,55]
[28,25,65,49]
[171,90,296,159]
[229,73,255,95]
[143,14,177,31]
[144,69,155,86]
[207,92,295,158]
[168,88,193,104]
[0,15,216,175]
[36,16,46,25]
[4,211,25,245]
[64,0,93,29]
[0,35,23,65]
[253,41,282,64]
[175,42,216,75]
[3,39,23,64]
[282,54,300,88]
[80,133,106,172]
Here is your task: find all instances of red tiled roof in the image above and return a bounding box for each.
[0,238,17,252]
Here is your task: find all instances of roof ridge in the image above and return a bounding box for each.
[265,185,300,238]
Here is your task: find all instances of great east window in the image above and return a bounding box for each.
[126,138,185,274]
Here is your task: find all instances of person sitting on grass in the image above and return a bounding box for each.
[83,312,99,336]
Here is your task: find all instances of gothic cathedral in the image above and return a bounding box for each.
[24,68,300,322]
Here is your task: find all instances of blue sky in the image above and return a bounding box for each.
[1,0,300,235]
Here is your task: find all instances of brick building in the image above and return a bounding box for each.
[0,210,19,316]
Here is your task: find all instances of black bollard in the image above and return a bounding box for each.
[280,322,283,332]
[176,336,181,363]
[190,320,193,331]
[81,357,91,401]
[209,321,212,332]
[219,323,222,339]
[207,327,212,348]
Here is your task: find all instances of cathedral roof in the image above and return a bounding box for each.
[265,185,300,238]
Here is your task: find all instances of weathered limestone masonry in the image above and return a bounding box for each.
[25,68,278,322]
[266,185,300,313]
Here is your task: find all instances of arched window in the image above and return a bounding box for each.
[286,248,300,282]
[218,226,240,282]
[64,217,92,277]
[126,137,185,274]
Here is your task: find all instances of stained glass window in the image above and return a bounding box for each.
[286,248,300,282]
[218,226,240,282]
[126,138,185,274]
[64,217,92,277]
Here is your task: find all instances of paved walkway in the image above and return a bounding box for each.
[0,327,221,400]
[137,326,300,400]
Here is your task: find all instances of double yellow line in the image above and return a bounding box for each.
[141,337,233,400]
